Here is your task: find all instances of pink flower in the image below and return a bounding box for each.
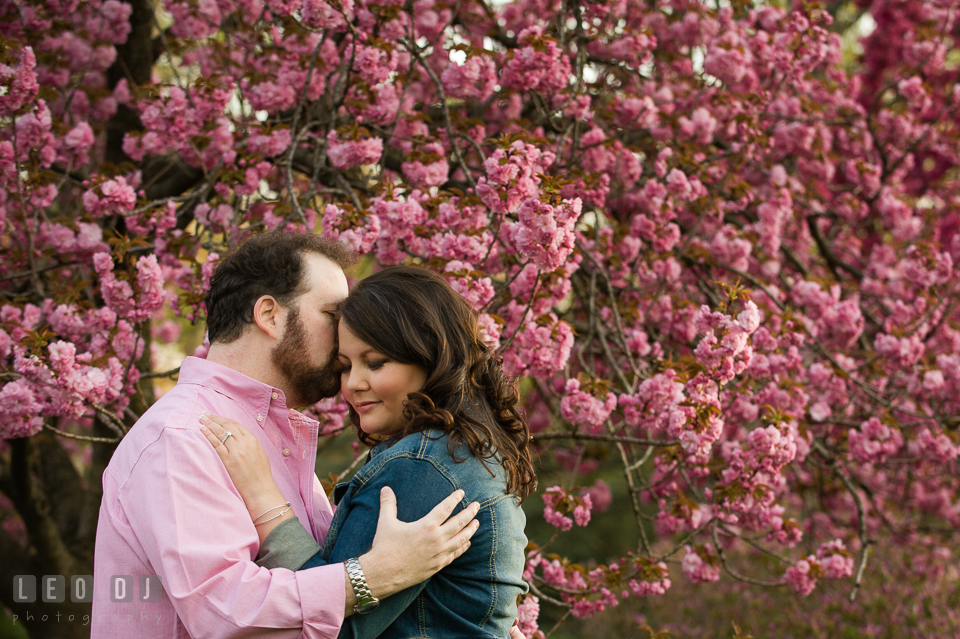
[301,0,353,29]
[401,143,449,188]
[0,47,39,117]
[678,107,718,144]
[681,545,721,584]
[783,559,817,596]
[542,486,593,532]
[500,27,572,95]
[816,540,854,580]
[441,56,498,101]
[516,596,540,638]
[848,417,902,464]
[560,378,617,434]
[508,197,582,271]
[352,45,394,85]
[0,379,44,438]
[60,121,95,166]
[502,313,574,379]
[874,333,924,369]
[83,177,137,218]
[93,253,167,322]
[248,128,292,157]
[326,130,383,170]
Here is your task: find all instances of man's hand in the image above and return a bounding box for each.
[357,486,480,599]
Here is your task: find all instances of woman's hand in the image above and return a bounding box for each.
[509,622,527,639]
[200,412,294,541]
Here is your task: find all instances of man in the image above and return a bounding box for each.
[92,231,480,638]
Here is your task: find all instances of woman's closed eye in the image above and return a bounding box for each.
[367,359,388,371]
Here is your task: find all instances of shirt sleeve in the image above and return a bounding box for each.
[326,455,463,639]
[122,427,346,639]
[258,517,322,570]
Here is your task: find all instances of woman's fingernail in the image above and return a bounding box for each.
[201,410,210,417]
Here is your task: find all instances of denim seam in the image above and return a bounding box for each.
[417,587,427,637]
[477,492,511,509]
[481,503,497,629]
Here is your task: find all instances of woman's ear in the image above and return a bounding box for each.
[252,295,283,340]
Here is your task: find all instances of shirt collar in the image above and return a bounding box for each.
[178,355,291,421]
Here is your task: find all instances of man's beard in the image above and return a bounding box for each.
[271,307,341,407]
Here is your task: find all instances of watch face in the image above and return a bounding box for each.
[356,600,380,614]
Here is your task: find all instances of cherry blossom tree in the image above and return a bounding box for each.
[2,0,960,636]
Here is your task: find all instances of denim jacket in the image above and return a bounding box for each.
[301,429,528,639]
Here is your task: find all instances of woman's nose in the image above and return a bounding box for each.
[344,369,368,392]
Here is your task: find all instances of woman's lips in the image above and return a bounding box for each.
[354,401,381,414]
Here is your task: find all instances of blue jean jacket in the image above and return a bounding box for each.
[301,429,528,639]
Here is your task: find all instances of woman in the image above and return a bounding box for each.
[200,266,537,639]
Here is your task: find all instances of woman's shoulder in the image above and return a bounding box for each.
[369,429,450,460]
[368,429,492,472]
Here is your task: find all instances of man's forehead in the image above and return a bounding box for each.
[302,252,349,300]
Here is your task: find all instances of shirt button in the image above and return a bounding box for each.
[272,392,279,400]
[257,414,264,422]
[282,448,291,456]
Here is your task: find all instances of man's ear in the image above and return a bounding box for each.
[252,295,283,340]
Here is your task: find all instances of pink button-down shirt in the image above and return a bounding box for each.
[91,357,346,638]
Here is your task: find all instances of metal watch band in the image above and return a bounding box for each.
[345,557,379,614]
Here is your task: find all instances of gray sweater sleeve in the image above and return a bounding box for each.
[255,517,322,570]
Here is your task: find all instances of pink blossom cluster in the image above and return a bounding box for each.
[500,27,571,94]
[541,485,592,531]
[500,312,574,379]
[441,55,497,101]
[693,300,760,385]
[783,540,855,596]
[559,379,617,434]
[681,545,721,584]
[326,130,383,170]
[507,197,582,271]
[515,595,542,639]
[848,417,903,464]
[0,300,140,439]
[475,141,555,215]
[82,176,137,218]
[93,253,168,323]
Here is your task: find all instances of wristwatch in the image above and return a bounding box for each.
[345,557,380,614]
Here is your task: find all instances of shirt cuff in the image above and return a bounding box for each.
[296,562,347,639]
[257,517,323,570]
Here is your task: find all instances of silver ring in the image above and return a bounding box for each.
[220,431,233,445]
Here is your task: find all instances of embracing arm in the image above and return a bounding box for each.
[200,413,481,619]
[324,455,471,639]
[258,517,322,569]
[123,427,347,639]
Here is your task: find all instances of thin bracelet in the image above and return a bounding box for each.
[253,502,290,523]
[254,505,292,526]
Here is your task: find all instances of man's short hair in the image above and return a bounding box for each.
[205,231,354,344]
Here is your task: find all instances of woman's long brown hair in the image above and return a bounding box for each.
[339,266,537,501]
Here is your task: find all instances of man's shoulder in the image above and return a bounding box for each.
[105,384,206,484]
